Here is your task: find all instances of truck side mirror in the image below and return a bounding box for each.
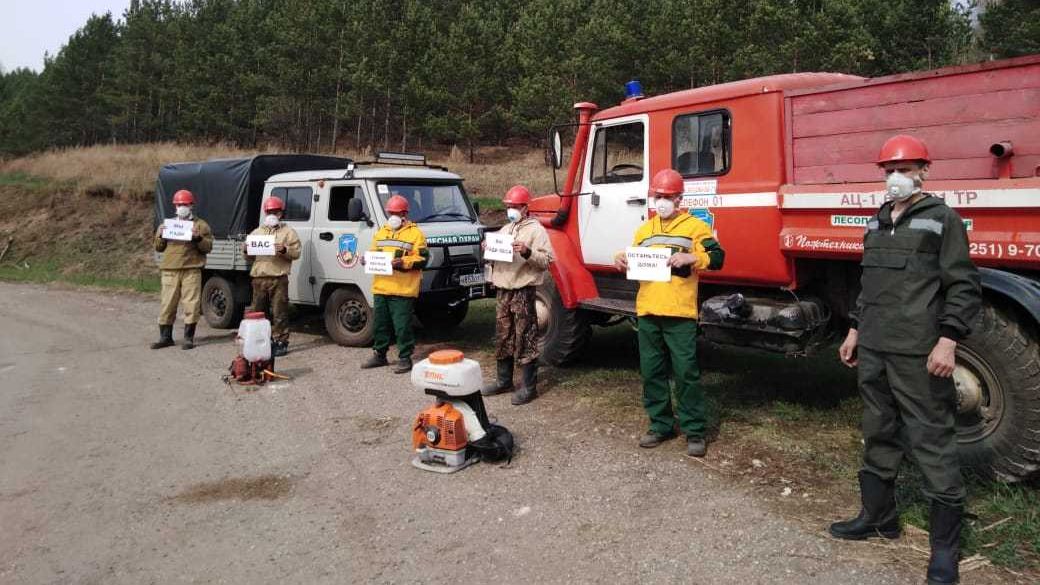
[347,198,365,222]
[549,129,563,170]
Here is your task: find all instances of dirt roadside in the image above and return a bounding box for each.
[0,282,1015,584]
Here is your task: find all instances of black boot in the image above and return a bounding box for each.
[926,501,962,585]
[392,357,413,374]
[361,351,389,369]
[150,325,174,349]
[272,340,288,357]
[511,362,538,405]
[829,471,901,540]
[181,323,196,350]
[482,359,514,396]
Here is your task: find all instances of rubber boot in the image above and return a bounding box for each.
[829,471,901,540]
[482,359,514,396]
[926,501,962,585]
[181,323,196,350]
[150,325,175,349]
[511,362,538,405]
[272,340,288,357]
[361,351,389,369]
[392,357,413,374]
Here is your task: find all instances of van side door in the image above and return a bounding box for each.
[271,184,317,305]
[310,182,375,300]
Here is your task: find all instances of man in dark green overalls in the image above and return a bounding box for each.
[830,135,981,585]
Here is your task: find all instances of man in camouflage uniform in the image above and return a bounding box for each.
[152,189,213,350]
[831,135,981,585]
[243,196,301,357]
[481,185,554,405]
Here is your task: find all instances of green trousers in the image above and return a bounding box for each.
[858,346,965,507]
[372,294,415,359]
[638,316,707,439]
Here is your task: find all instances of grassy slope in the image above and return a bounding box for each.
[1,144,1036,577]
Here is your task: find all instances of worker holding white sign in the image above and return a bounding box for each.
[152,189,213,350]
[614,169,725,457]
[242,196,301,357]
[360,194,429,374]
[480,185,554,405]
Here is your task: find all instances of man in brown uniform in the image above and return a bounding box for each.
[152,189,213,350]
[243,196,301,357]
[480,185,554,405]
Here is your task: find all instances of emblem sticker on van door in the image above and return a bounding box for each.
[337,234,359,268]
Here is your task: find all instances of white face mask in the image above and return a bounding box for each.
[175,205,191,219]
[654,197,677,219]
[506,208,523,223]
[885,171,918,202]
[387,215,403,230]
[263,214,280,227]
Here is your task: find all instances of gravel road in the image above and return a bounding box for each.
[0,282,929,584]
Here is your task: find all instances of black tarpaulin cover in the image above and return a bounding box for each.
[155,155,353,238]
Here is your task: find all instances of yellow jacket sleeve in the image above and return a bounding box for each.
[283,227,302,260]
[402,229,429,271]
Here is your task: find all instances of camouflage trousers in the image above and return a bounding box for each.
[494,286,540,365]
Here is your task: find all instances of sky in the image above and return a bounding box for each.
[0,0,132,72]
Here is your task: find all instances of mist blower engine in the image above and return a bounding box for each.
[411,350,514,473]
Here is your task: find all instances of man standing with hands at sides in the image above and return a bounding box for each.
[360,194,429,374]
[152,189,213,350]
[480,185,554,405]
[243,196,301,357]
[614,169,724,457]
[830,135,980,585]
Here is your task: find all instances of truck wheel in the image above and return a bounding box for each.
[324,287,374,347]
[202,275,243,329]
[955,302,1040,482]
[536,277,591,366]
[416,301,469,331]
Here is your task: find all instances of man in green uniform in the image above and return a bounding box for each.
[243,196,301,357]
[830,135,981,585]
[152,189,213,350]
[614,169,725,457]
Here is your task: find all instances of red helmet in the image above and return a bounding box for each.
[385,194,409,214]
[262,196,285,212]
[649,169,684,196]
[503,185,532,206]
[172,189,195,205]
[877,134,931,166]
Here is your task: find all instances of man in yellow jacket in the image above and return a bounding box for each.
[480,185,554,405]
[614,169,725,457]
[243,196,301,357]
[361,194,429,374]
[153,189,213,350]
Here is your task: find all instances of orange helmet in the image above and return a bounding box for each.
[649,169,684,196]
[172,189,195,205]
[502,185,532,206]
[262,196,285,212]
[877,134,931,166]
[385,194,409,214]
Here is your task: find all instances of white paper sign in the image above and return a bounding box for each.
[246,235,277,256]
[364,251,394,275]
[625,247,671,282]
[484,232,515,262]
[163,219,193,241]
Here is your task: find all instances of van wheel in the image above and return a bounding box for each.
[537,277,591,366]
[416,301,469,331]
[202,275,243,329]
[324,288,373,346]
[955,302,1040,482]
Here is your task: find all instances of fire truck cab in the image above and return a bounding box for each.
[533,55,1040,482]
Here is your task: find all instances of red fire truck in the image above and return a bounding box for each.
[532,54,1040,482]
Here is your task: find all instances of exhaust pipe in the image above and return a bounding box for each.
[989,141,1013,158]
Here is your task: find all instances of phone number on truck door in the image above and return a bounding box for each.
[968,242,1040,259]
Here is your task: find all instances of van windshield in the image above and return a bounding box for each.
[378,182,476,223]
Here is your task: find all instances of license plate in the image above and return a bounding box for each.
[459,272,485,286]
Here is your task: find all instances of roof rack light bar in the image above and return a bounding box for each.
[376,151,426,165]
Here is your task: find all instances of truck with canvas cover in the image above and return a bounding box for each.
[155,153,488,346]
[536,55,1040,482]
